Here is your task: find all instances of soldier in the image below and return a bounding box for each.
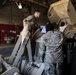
[38,23,63,75]
[21,10,41,43]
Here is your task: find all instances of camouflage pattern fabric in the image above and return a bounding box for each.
[38,30,63,75]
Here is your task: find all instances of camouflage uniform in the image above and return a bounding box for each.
[38,30,63,75]
[21,15,37,43]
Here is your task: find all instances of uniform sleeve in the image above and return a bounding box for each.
[26,15,34,21]
[38,37,46,62]
[23,15,33,23]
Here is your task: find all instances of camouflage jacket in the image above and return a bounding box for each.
[38,30,63,64]
[23,15,37,32]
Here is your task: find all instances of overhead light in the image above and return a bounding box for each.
[18,3,22,9]
[16,2,22,9]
